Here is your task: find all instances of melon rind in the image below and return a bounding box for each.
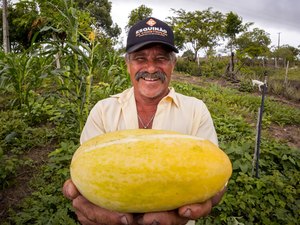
[70,129,232,213]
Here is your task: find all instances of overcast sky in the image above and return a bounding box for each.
[111,0,300,51]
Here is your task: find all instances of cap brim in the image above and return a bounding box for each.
[126,41,179,53]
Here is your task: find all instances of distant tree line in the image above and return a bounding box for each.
[1,1,299,67]
[0,0,121,52]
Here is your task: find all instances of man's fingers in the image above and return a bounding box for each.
[75,211,99,225]
[73,195,133,225]
[211,186,227,206]
[178,200,212,220]
[62,179,80,200]
[63,179,138,225]
[140,210,188,225]
[178,186,227,221]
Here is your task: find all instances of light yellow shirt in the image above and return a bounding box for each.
[80,87,218,145]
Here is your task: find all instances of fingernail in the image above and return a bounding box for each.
[151,220,160,225]
[183,208,192,218]
[121,215,129,225]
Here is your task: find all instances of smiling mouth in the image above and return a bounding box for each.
[143,76,160,81]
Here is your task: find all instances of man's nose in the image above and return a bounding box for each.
[144,60,158,74]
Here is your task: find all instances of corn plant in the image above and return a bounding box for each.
[33,0,101,131]
[35,0,130,131]
[0,49,54,118]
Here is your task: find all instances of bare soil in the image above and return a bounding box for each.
[267,124,300,149]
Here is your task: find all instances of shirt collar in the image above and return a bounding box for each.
[111,87,134,104]
[111,87,179,107]
[161,87,179,107]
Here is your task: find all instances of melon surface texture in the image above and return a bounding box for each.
[70,129,232,213]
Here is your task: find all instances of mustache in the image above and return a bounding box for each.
[135,71,166,82]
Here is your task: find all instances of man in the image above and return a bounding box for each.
[63,17,225,225]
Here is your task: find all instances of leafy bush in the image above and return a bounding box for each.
[238,79,255,93]
[197,140,300,225]
[0,110,55,189]
[201,57,227,77]
[238,66,272,80]
[213,116,254,143]
[283,81,300,101]
[175,56,227,77]
[268,79,284,96]
[175,58,202,76]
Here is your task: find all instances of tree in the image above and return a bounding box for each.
[0,0,120,51]
[126,4,152,31]
[75,0,121,37]
[11,0,42,51]
[224,11,251,79]
[181,49,194,61]
[0,0,56,51]
[273,44,300,67]
[236,28,271,62]
[34,0,120,40]
[168,8,224,61]
[2,0,10,52]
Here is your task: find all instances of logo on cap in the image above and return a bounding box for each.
[126,17,179,53]
[146,18,156,26]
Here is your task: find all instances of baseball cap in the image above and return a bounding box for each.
[126,17,179,53]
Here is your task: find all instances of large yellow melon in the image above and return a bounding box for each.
[70,129,232,213]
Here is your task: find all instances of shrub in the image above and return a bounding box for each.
[238,79,255,93]
[283,81,300,101]
[197,140,300,225]
[269,79,284,96]
[175,58,201,76]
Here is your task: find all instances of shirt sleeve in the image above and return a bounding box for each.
[80,102,105,144]
[194,101,218,146]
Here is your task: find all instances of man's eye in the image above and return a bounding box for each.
[156,57,169,62]
[134,57,146,62]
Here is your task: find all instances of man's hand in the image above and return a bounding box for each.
[138,186,226,225]
[63,179,226,225]
[63,179,137,225]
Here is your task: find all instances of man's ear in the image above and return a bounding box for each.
[172,57,177,72]
[126,62,131,74]
[125,54,131,74]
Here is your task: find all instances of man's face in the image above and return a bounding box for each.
[126,45,176,101]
